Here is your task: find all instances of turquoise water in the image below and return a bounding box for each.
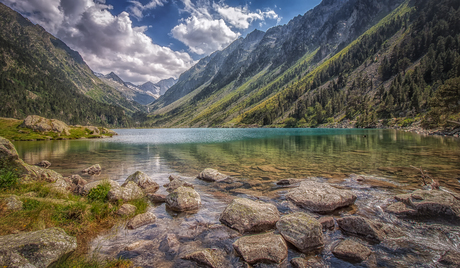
[13,128,460,191]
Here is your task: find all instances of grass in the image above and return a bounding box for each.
[0,117,114,141]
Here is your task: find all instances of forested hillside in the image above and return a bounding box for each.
[146,0,460,129]
[0,3,141,127]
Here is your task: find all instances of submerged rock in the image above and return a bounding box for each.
[0,227,77,268]
[82,164,102,175]
[126,212,156,229]
[286,181,357,212]
[276,212,323,252]
[332,239,372,263]
[147,193,167,203]
[182,248,227,268]
[123,171,159,194]
[166,186,201,211]
[35,160,51,169]
[386,189,460,221]
[276,178,303,186]
[233,232,288,264]
[290,257,325,268]
[219,198,279,233]
[336,216,403,243]
[197,168,229,182]
[164,175,194,192]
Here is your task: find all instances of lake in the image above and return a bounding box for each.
[12,128,460,267]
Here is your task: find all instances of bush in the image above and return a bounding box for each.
[87,183,111,202]
[0,168,19,189]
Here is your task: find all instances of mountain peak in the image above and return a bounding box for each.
[104,72,125,85]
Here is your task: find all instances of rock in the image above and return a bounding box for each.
[84,126,100,135]
[219,198,280,234]
[166,186,201,212]
[125,240,153,251]
[123,171,159,194]
[21,115,71,135]
[332,239,372,263]
[336,216,383,243]
[0,227,77,268]
[183,248,227,268]
[107,181,144,202]
[319,216,335,230]
[101,128,118,135]
[117,204,137,216]
[164,175,194,192]
[35,161,51,169]
[70,174,87,195]
[290,257,325,268]
[82,179,120,196]
[387,189,460,221]
[197,168,229,182]
[0,136,63,182]
[126,212,156,229]
[162,233,180,254]
[82,164,102,175]
[4,195,23,211]
[147,193,167,203]
[438,250,460,266]
[286,181,357,212]
[276,178,302,185]
[233,232,288,264]
[48,178,73,194]
[276,212,323,252]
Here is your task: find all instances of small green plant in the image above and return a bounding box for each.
[22,199,41,211]
[87,183,111,202]
[129,198,149,214]
[0,166,19,189]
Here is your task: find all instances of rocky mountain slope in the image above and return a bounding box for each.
[0,3,142,126]
[147,0,406,127]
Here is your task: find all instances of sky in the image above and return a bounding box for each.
[1,0,322,84]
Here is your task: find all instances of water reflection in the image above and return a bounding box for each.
[13,129,460,190]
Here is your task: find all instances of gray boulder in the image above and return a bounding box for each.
[233,232,288,264]
[147,193,167,203]
[48,177,72,194]
[116,204,137,216]
[108,181,144,202]
[197,168,229,182]
[4,195,23,211]
[219,198,280,234]
[21,115,71,136]
[164,175,194,192]
[332,239,372,263]
[336,216,404,243]
[0,227,77,268]
[386,189,460,221]
[123,171,159,194]
[182,248,227,268]
[126,212,156,229]
[276,212,323,252]
[82,164,101,175]
[286,181,357,212]
[166,186,201,211]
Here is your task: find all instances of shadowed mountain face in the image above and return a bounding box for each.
[147,0,408,127]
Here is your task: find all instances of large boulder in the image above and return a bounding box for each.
[107,181,144,202]
[164,175,194,192]
[0,136,63,182]
[276,212,323,252]
[336,216,403,243]
[182,248,227,268]
[385,189,460,221]
[286,181,357,212]
[126,212,156,229]
[197,168,229,182]
[166,186,201,211]
[219,198,280,234]
[332,239,372,263]
[123,171,159,194]
[0,227,77,268]
[233,232,288,264]
[21,115,71,136]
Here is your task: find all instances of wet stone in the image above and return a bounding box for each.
[197,168,229,182]
[438,250,460,266]
[276,212,323,252]
[164,175,194,192]
[319,216,335,230]
[125,240,154,251]
[332,239,372,263]
[123,171,159,194]
[166,186,201,212]
[82,164,101,175]
[126,212,156,229]
[233,232,288,265]
[147,193,167,203]
[117,204,137,216]
[182,248,227,268]
[35,160,51,168]
[336,216,384,243]
[290,257,325,268]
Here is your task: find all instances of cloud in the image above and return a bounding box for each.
[127,0,167,20]
[2,0,195,84]
[171,0,280,55]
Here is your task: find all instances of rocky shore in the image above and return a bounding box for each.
[1,137,460,267]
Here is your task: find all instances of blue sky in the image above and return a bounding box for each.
[1,0,321,84]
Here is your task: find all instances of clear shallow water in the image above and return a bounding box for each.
[12,128,460,267]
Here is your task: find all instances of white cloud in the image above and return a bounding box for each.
[213,3,278,29]
[127,0,167,20]
[2,0,195,84]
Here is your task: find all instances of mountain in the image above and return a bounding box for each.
[147,0,460,129]
[147,0,405,127]
[139,78,177,96]
[98,72,156,105]
[0,3,143,126]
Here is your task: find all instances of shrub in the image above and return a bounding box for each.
[0,166,19,189]
[87,183,111,202]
